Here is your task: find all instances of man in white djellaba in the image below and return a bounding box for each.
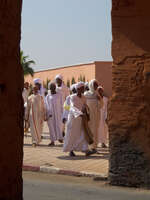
[63,82,94,157]
[55,74,70,135]
[84,79,103,152]
[25,86,46,147]
[98,86,109,148]
[45,82,63,146]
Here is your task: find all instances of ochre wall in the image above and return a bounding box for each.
[95,61,112,97]
[25,61,112,95]
[25,63,95,85]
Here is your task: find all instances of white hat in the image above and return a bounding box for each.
[33,78,42,84]
[55,74,63,81]
[75,82,85,90]
[70,84,76,91]
[89,79,99,92]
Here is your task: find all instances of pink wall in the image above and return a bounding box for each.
[25,61,112,97]
[25,63,95,85]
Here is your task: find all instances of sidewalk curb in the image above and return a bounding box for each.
[23,165,40,172]
[23,165,108,181]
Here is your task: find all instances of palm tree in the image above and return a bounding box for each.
[71,76,76,84]
[66,79,71,88]
[21,51,35,77]
[43,78,51,90]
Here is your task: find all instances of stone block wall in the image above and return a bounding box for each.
[0,1,23,199]
[109,0,150,187]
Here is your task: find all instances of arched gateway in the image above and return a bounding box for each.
[0,0,150,199]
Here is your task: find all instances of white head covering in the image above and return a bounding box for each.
[75,82,85,90]
[33,78,42,84]
[33,78,45,96]
[89,79,98,93]
[70,84,76,91]
[55,74,63,81]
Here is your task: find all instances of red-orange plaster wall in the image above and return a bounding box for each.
[95,61,112,97]
[25,61,112,96]
[25,63,95,84]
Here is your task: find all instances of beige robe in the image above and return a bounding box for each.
[25,94,46,144]
[98,96,108,144]
[56,84,70,104]
[46,93,63,142]
[84,91,103,148]
[22,88,30,105]
[22,88,30,132]
[56,84,70,132]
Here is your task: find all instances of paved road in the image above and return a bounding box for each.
[23,172,150,200]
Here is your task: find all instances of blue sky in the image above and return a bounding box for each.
[21,0,112,71]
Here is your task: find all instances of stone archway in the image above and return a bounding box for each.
[0,0,23,199]
[109,0,150,187]
[1,0,150,199]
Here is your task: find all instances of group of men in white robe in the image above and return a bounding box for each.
[23,75,108,156]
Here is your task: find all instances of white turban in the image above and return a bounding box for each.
[55,74,63,81]
[33,78,45,96]
[33,78,42,84]
[75,82,85,90]
[70,84,76,91]
[89,79,98,93]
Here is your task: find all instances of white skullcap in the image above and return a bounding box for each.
[55,74,63,81]
[89,79,98,92]
[75,82,85,90]
[33,78,42,84]
[70,84,76,91]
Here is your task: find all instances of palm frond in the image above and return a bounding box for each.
[21,51,35,77]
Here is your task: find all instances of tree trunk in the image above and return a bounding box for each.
[0,1,23,199]
[109,0,150,187]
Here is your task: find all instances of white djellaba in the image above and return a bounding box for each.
[25,93,46,146]
[55,74,70,132]
[84,79,103,149]
[63,82,89,153]
[45,82,63,143]
[98,86,109,146]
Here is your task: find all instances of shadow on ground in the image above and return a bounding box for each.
[57,153,109,161]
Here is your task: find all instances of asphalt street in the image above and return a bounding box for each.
[23,172,150,200]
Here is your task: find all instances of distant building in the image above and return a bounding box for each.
[25,61,112,97]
